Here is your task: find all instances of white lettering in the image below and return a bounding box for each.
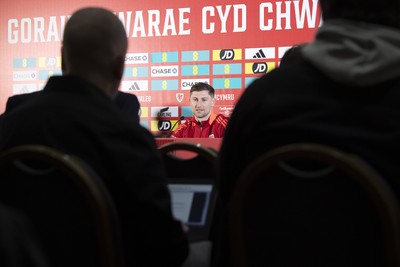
[276,1,291,30]
[260,0,320,31]
[202,4,247,34]
[8,19,18,44]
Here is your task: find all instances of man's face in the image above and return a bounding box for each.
[190,90,215,120]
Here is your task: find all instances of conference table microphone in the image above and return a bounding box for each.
[165,116,185,137]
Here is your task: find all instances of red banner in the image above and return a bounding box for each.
[0,0,321,133]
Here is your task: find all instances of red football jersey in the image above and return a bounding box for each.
[171,113,228,138]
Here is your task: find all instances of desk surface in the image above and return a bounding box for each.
[155,138,222,151]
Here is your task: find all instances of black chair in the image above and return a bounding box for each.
[159,142,218,242]
[229,143,400,267]
[159,141,218,180]
[0,203,50,267]
[0,145,125,267]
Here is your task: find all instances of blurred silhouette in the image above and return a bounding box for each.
[0,7,188,267]
[214,0,400,265]
[5,90,140,122]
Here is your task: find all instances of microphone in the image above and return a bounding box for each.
[166,116,185,137]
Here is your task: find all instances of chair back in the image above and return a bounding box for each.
[0,145,124,267]
[159,141,218,179]
[159,141,218,242]
[229,143,400,267]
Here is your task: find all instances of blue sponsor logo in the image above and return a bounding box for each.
[181,65,210,76]
[213,78,242,89]
[152,52,178,63]
[181,106,193,117]
[213,63,242,75]
[181,50,210,62]
[123,67,148,78]
[151,80,179,91]
[13,58,36,68]
[39,70,62,80]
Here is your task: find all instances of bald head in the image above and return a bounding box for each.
[62,7,128,96]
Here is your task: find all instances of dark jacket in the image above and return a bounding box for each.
[6,90,140,122]
[0,76,189,267]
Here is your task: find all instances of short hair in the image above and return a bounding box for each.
[190,82,215,98]
[62,8,128,76]
[319,0,400,28]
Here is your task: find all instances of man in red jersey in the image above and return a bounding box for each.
[171,82,228,138]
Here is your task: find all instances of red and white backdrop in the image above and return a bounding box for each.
[0,0,321,134]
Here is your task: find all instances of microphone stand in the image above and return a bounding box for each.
[165,116,185,137]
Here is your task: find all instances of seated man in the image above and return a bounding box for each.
[171,82,228,138]
[0,7,188,267]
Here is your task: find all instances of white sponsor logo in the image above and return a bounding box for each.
[278,46,292,58]
[151,106,179,117]
[181,79,210,90]
[138,95,152,103]
[121,80,148,91]
[12,71,37,81]
[12,83,37,94]
[151,65,179,77]
[125,53,149,64]
[219,106,235,116]
[245,47,275,59]
[215,94,235,101]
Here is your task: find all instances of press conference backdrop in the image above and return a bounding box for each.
[0,0,321,134]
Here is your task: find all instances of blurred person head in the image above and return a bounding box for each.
[61,7,128,98]
[189,82,215,122]
[319,0,400,28]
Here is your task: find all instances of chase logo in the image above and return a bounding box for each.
[213,49,242,61]
[125,53,149,64]
[12,71,37,81]
[151,66,179,77]
[181,79,210,90]
[121,80,149,91]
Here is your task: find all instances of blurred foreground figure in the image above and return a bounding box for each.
[0,7,188,267]
[214,0,400,266]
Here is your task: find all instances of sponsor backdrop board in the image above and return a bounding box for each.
[0,0,321,134]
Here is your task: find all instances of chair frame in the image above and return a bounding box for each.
[158,141,218,162]
[0,145,124,267]
[229,143,400,267]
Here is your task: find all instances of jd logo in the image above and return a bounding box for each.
[158,120,171,131]
[252,63,268,73]
[220,49,235,60]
